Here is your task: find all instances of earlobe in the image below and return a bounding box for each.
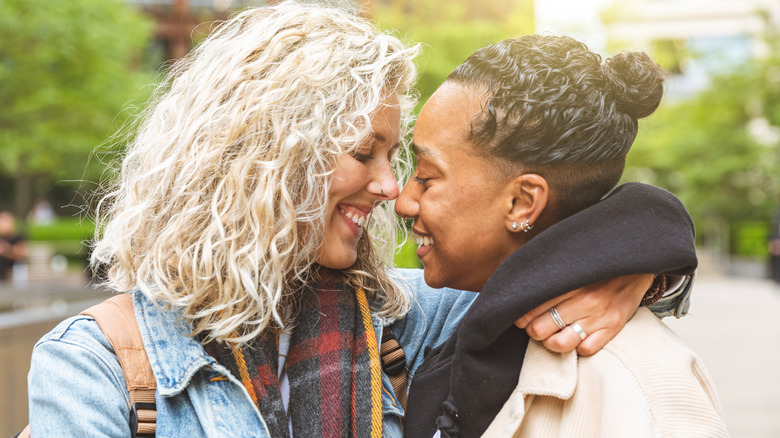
[505,174,548,233]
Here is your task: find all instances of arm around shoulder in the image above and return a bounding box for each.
[28,316,131,437]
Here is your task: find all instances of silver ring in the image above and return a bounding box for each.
[549,307,566,330]
[570,322,587,341]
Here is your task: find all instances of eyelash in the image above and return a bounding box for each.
[413,175,430,186]
[351,151,374,163]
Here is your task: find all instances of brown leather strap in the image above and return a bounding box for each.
[380,329,408,410]
[81,294,156,437]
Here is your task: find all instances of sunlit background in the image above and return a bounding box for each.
[1,0,779,436]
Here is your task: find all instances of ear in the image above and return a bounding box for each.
[503,174,548,233]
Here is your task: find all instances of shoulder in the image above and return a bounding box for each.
[393,268,477,310]
[29,313,131,436]
[390,268,476,333]
[34,313,118,369]
[593,307,703,372]
[577,308,728,436]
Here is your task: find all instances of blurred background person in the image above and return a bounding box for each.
[0,211,27,283]
[770,207,780,284]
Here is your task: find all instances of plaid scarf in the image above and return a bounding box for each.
[206,282,382,438]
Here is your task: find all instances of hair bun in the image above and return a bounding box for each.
[602,51,664,119]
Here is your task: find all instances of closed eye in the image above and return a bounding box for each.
[413,175,430,186]
[351,151,375,162]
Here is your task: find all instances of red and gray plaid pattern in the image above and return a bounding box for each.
[206,281,382,438]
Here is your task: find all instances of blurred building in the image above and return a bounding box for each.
[124,0,274,60]
[126,0,527,63]
[366,0,518,21]
[601,0,780,99]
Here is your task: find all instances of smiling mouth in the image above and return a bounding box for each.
[413,231,434,247]
[339,207,368,228]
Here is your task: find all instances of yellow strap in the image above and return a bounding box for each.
[356,288,383,437]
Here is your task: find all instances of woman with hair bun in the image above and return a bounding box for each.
[397,35,728,437]
[26,4,696,437]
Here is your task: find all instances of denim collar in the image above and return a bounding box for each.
[132,290,384,398]
[133,291,218,397]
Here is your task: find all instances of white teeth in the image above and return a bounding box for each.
[340,207,367,228]
[414,233,433,247]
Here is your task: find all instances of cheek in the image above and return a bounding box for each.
[330,162,368,199]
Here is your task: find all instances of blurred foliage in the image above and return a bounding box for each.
[393,230,422,268]
[0,0,154,216]
[27,217,95,242]
[733,221,770,257]
[623,38,780,255]
[375,0,534,109]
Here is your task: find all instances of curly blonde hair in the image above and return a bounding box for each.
[91,1,419,345]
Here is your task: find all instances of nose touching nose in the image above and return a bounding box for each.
[395,179,418,218]
[370,162,400,200]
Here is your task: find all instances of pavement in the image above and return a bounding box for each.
[664,271,780,438]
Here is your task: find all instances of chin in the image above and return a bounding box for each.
[424,268,479,292]
[318,252,358,270]
[423,269,447,290]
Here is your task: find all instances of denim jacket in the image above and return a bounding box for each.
[27,269,691,437]
[27,269,476,437]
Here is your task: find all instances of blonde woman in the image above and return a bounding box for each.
[26,3,690,438]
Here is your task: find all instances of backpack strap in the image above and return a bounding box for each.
[81,294,157,438]
[380,328,408,410]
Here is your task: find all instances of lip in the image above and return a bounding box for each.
[411,226,429,237]
[411,227,434,260]
[416,243,433,260]
[340,203,373,215]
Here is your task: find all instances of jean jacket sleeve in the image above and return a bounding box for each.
[28,315,131,437]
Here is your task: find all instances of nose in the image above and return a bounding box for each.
[395,178,419,218]
[367,160,399,201]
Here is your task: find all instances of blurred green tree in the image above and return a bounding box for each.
[0,0,154,218]
[624,39,780,255]
[375,0,534,109]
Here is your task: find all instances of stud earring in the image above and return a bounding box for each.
[511,222,519,231]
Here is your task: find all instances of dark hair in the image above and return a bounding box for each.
[447,35,664,218]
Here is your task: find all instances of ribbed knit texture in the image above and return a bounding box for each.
[484,309,728,437]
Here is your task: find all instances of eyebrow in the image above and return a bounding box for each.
[372,132,387,143]
[411,142,440,159]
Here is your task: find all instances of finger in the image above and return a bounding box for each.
[576,328,615,356]
[541,324,584,353]
[525,307,566,341]
[515,289,577,329]
[524,291,603,340]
